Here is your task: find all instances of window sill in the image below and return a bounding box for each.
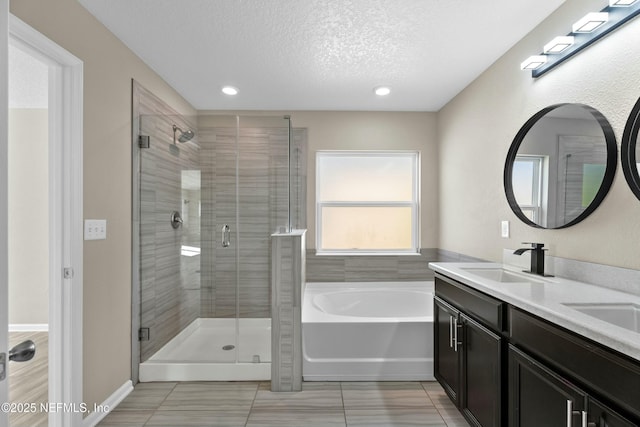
[314,250,421,257]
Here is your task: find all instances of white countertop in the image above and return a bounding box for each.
[429,262,640,362]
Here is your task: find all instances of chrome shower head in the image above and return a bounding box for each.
[172,124,195,143]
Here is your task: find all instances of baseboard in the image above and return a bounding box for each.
[83,380,133,427]
[9,323,49,332]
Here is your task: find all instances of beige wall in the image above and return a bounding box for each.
[10,0,196,408]
[438,0,640,269]
[293,111,439,250]
[8,108,48,325]
[199,111,440,250]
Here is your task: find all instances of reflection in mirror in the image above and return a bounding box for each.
[181,169,201,289]
[621,95,640,201]
[504,104,617,229]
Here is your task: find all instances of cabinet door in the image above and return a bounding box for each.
[509,345,587,427]
[588,397,637,427]
[434,296,461,405]
[461,314,502,427]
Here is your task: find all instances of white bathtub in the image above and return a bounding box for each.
[302,281,434,381]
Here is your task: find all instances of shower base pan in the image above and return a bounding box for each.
[139,318,271,382]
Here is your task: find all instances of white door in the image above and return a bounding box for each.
[7,32,53,427]
[1,1,11,426]
[1,12,84,427]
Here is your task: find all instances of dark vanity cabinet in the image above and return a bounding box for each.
[509,344,588,427]
[434,274,504,427]
[508,307,639,427]
[434,297,461,405]
[434,272,640,427]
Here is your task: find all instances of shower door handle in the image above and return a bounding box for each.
[222,225,231,248]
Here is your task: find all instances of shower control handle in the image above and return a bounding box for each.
[170,211,183,229]
[222,225,231,248]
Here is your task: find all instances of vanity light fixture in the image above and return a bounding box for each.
[221,86,239,96]
[572,12,609,33]
[520,56,547,70]
[610,0,638,6]
[543,36,575,54]
[522,1,640,77]
[374,86,391,96]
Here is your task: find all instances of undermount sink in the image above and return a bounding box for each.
[563,303,640,333]
[461,268,544,284]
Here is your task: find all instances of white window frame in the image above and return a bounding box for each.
[514,155,544,223]
[315,150,420,256]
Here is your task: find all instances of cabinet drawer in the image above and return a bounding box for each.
[509,307,640,421]
[435,274,504,331]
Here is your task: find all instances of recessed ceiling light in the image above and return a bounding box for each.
[610,0,637,6]
[543,36,575,54]
[374,86,391,96]
[520,55,547,70]
[222,86,239,96]
[572,12,608,33]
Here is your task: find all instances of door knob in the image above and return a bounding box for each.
[9,340,36,362]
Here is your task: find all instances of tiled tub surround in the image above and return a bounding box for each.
[302,281,434,381]
[428,262,640,361]
[306,248,483,283]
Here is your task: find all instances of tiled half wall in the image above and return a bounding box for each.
[306,249,483,283]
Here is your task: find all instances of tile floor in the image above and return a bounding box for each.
[97,381,471,427]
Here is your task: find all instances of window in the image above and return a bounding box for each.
[512,155,543,222]
[316,151,419,255]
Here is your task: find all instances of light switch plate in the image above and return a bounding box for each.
[85,219,107,240]
[501,220,510,238]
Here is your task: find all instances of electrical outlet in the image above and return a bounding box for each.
[501,220,510,238]
[84,219,107,240]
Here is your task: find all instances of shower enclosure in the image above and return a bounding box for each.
[132,99,305,381]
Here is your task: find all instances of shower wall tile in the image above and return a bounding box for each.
[198,124,307,319]
[136,84,200,362]
[291,130,308,230]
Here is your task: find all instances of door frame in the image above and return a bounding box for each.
[0,0,9,420]
[4,14,84,427]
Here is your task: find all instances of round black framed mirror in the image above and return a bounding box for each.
[621,96,640,201]
[504,103,617,229]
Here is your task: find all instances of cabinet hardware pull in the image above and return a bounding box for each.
[449,316,454,348]
[453,317,461,352]
[566,400,588,427]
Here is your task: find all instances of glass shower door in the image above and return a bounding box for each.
[235,116,290,364]
[138,113,202,364]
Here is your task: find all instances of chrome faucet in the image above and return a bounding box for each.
[513,243,552,277]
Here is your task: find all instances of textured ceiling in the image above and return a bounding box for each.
[78,0,566,111]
